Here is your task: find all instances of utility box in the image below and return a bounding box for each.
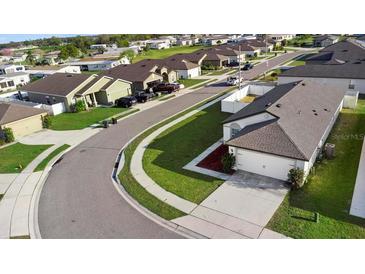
[324,143,335,159]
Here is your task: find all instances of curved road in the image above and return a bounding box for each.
[38,52,303,238]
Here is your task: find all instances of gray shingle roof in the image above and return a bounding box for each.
[22,73,91,97]
[225,80,346,160]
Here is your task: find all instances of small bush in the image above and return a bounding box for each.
[3,127,15,143]
[42,115,52,128]
[288,168,304,189]
[0,138,5,146]
[221,152,235,173]
[73,100,86,113]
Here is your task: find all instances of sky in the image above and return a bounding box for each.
[0,34,86,44]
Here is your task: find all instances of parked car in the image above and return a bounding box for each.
[226,76,243,86]
[241,63,254,70]
[135,91,155,103]
[226,61,239,67]
[152,82,180,94]
[115,96,137,108]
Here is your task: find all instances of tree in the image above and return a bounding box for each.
[25,50,36,65]
[117,39,130,47]
[59,44,80,60]
[119,49,135,62]
[97,47,106,54]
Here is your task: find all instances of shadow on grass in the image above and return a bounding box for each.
[287,111,365,226]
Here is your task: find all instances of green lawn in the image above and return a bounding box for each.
[267,100,365,238]
[208,68,233,76]
[0,143,52,173]
[133,45,207,63]
[259,68,282,81]
[50,107,130,130]
[178,78,209,88]
[143,102,230,203]
[191,79,218,90]
[287,60,306,66]
[118,88,235,219]
[34,144,70,172]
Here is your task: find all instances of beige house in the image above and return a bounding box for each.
[0,102,47,139]
[21,73,132,112]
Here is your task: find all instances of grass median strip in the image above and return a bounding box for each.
[34,144,70,172]
[118,86,235,220]
[191,79,218,90]
[0,143,52,173]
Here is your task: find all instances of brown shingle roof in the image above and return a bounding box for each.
[22,73,91,97]
[226,80,346,160]
[102,62,162,82]
[0,102,46,125]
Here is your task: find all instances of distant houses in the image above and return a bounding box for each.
[313,35,339,47]
[0,65,30,92]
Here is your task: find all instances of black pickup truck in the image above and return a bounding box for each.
[135,91,155,103]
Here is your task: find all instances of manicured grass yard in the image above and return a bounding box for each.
[287,60,306,66]
[143,102,231,203]
[178,78,209,88]
[118,89,234,220]
[50,107,130,130]
[207,68,233,76]
[0,143,52,173]
[34,144,70,172]
[133,45,207,63]
[267,100,365,238]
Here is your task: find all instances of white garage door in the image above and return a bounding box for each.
[236,148,296,181]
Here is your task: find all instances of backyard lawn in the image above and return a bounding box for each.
[133,45,207,63]
[267,100,365,238]
[143,102,230,203]
[287,60,306,66]
[50,107,130,130]
[178,78,209,88]
[0,143,52,173]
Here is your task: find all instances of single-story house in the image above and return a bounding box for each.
[212,46,246,64]
[223,80,346,181]
[102,61,176,92]
[21,73,132,112]
[201,51,229,67]
[67,57,129,71]
[146,39,171,49]
[279,40,365,94]
[0,72,30,93]
[0,64,26,75]
[25,65,81,78]
[313,35,339,47]
[202,35,229,46]
[242,39,274,53]
[176,39,193,46]
[0,102,47,139]
[267,34,295,42]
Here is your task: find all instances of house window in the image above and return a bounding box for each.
[349,84,355,89]
[0,82,7,88]
[7,81,14,87]
[231,128,240,137]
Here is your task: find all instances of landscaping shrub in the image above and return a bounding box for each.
[73,100,86,113]
[221,152,235,173]
[0,138,5,146]
[288,168,305,189]
[3,127,14,143]
[42,115,52,128]
[202,64,219,71]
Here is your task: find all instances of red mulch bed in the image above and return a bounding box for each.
[197,144,234,174]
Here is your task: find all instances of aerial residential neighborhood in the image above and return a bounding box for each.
[1,32,365,243]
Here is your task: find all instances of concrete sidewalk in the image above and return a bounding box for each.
[0,144,62,238]
[350,139,365,218]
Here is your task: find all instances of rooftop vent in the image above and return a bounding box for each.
[301,82,306,86]
[342,49,348,52]
[276,104,282,108]
[312,109,316,112]
[66,74,73,77]
[314,113,318,116]
[265,102,272,107]
[324,108,329,112]
[297,110,301,115]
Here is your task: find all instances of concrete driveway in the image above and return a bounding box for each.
[172,171,289,238]
[201,171,288,227]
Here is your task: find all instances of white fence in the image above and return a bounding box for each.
[344,90,359,109]
[221,83,275,113]
[0,97,66,116]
